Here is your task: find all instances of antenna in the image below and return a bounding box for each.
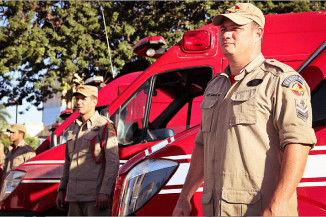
[97,0,115,79]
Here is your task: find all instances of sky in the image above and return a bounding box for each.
[5,101,42,125]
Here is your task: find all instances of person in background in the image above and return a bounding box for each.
[2,124,35,183]
[56,85,119,216]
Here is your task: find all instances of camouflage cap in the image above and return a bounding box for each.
[74,85,98,98]
[213,3,265,28]
[7,124,26,134]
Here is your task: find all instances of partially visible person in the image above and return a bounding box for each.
[56,85,119,216]
[0,143,5,165]
[2,124,35,182]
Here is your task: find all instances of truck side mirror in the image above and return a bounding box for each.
[50,132,58,148]
[100,108,110,120]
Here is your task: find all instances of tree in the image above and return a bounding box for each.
[0,104,10,128]
[0,1,325,108]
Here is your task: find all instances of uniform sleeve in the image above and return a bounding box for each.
[273,71,317,150]
[59,141,71,191]
[99,122,119,196]
[23,146,36,161]
[194,127,204,146]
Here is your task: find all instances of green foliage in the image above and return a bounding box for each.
[24,134,38,150]
[0,105,11,128]
[0,1,325,107]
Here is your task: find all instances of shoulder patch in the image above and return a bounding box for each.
[265,59,295,74]
[282,74,306,96]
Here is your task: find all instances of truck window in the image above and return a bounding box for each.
[146,67,213,141]
[111,81,151,145]
[311,78,326,127]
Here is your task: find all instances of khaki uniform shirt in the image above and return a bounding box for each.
[3,140,35,179]
[59,111,119,202]
[195,54,317,216]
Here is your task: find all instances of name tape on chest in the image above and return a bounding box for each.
[247,79,263,87]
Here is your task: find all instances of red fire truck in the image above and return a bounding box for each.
[112,40,326,216]
[0,11,325,215]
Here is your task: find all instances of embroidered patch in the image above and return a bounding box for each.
[247,79,263,87]
[282,75,306,96]
[282,75,304,87]
[290,83,306,96]
[295,99,308,121]
[206,93,221,97]
[226,5,240,13]
[108,124,114,130]
[110,129,116,135]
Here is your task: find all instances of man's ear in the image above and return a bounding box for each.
[255,27,264,43]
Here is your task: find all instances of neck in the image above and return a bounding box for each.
[14,138,23,147]
[81,109,96,123]
[227,51,261,76]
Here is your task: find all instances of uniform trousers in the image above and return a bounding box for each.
[68,201,111,216]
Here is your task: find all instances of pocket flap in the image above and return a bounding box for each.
[231,89,256,101]
[83,131,98,140]
[200,191,213,204]
[200,96,220,109]
[67,131,75,141]
[221,190,261,204]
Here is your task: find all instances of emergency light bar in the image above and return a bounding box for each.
[133,36,166,59]
[182,30,211,51]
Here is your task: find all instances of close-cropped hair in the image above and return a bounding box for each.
[18,130,25,138]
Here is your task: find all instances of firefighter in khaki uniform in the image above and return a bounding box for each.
[173,3,317,216]
[2,124,35,183]
[56,85,119,216]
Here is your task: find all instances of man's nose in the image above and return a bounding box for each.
[222,31,232,39]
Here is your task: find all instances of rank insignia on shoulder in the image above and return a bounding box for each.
[282,75,306,96]
[295,99,308,121]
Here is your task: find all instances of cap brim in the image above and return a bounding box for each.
[73,91,90,97]
[213,14,252,26]
[7,128,15,133]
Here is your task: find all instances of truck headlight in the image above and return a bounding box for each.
[0,170,26,201]
[118,159,178,216]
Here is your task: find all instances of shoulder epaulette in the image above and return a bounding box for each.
[264,59,295,75]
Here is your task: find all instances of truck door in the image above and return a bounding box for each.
[109,67,213,159]
[297,42,326,216]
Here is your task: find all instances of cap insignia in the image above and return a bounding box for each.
[226,5,240,13]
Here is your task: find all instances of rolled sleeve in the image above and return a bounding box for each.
[273,72,317,150]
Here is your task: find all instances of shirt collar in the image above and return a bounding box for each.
[227,53,265,81]
[11,140,26,149]
[75,111,100,129]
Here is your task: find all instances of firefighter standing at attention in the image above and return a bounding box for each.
[2,124,35,183]
[56,85,119,216]
[173,3,316,216]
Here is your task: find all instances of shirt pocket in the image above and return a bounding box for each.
[230,89,257,126]
[200,95,220,132]
[12,156,25,169]
[220,190,262,216]
[81,131,102,160]
[200,190,214,216]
